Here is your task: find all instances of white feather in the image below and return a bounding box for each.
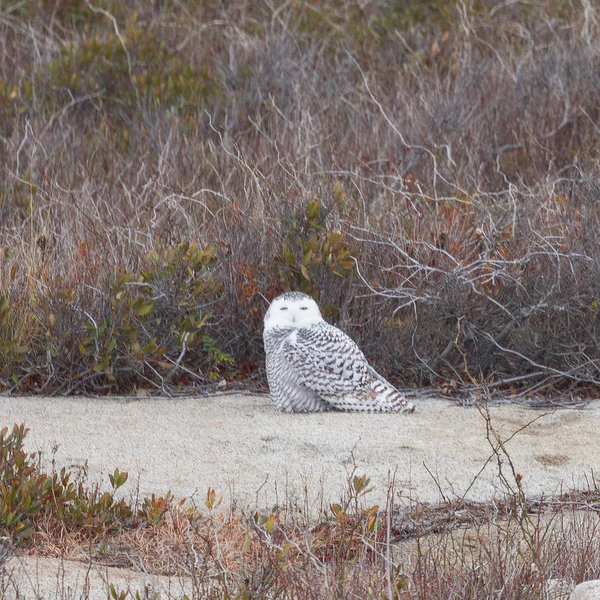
[263,292,415,414]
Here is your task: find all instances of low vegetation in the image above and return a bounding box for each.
[2,0,600,396]
[1,419,600,598]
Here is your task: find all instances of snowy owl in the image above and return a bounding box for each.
[263,292,415,413]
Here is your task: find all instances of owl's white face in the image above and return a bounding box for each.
[264,292,324,330]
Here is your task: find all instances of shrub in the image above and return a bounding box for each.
[0,423,173,546]
[2,0,600,397]
[0,242,233,394]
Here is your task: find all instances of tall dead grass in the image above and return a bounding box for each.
[1,1,600,395]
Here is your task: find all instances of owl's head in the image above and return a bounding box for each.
[264,292,324,330]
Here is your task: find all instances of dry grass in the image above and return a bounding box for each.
[9,477,600,599]
[2,417,600,599]
[2,1,600,396]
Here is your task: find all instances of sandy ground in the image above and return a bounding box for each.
[1,393,599,598]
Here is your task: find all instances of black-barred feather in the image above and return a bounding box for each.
[263,293,415,413]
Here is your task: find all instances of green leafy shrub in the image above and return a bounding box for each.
[278,187,356,313]
[0,424,41,542]
[34,23,220,123]
[0,424,129,541]
[0,242,233,394]
[0,424,181,547]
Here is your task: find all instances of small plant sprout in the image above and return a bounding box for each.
[108,468,128,490]
[205,487,222,511]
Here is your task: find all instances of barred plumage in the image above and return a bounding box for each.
[263,292,415,413]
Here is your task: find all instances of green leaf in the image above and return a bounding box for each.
[282,242,296,266]
[143,338,157,353]
[307,200,321,220]
[135,301,153,317]
[92,358,110,372]
[109,468,128,489]
[265,514,275,534]
[106,337,117,355]
[302,248,314,266]
[300,263,311,281]
[0,296,9,321]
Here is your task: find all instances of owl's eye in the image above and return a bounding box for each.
[300,306,308,310]
[280,306,288,311]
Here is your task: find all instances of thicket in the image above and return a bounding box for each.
[1,0,600,396]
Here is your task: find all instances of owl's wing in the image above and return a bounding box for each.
[282,323,371,400]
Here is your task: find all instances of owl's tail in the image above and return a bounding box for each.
[360,365,414,412]
[322,370,415,413]
[368,378,415,413]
